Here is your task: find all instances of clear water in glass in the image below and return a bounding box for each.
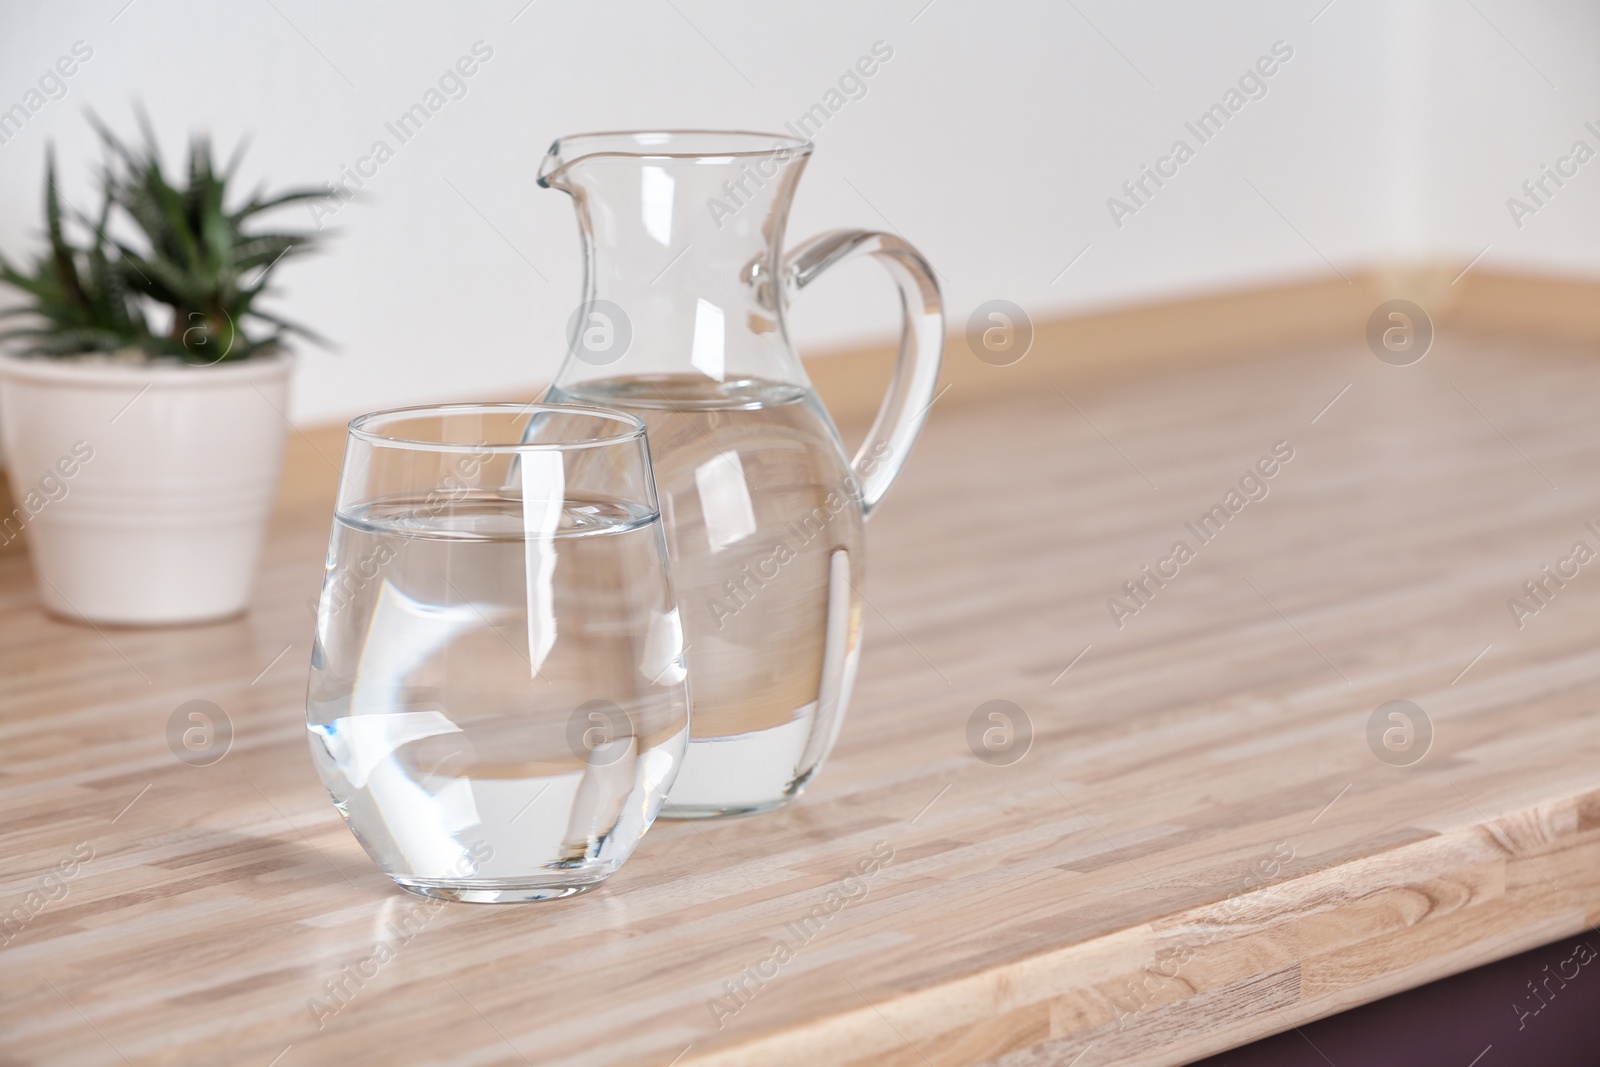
[307,488,688,901]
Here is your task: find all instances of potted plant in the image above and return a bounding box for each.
[0,119,324,624]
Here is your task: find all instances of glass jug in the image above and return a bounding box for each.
[539,130,942,818]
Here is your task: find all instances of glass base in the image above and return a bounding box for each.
[393,874,607,904]
[660,719,827,819]
[659,797,793,820]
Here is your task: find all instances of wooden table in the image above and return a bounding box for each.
[3,336,1598,1067]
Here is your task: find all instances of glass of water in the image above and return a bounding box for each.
[306,403,689,902]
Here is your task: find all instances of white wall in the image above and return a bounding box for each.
[1402,0,1600,271]
[2,1,1597,425]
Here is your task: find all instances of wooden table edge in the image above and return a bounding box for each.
[680,783,1600,1067]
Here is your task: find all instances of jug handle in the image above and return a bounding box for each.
[784,230,944,521]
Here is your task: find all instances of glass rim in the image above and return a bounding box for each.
[347,402,648,454]
[539,129,814,186]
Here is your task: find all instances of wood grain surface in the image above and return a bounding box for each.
[3,334,1599,1067]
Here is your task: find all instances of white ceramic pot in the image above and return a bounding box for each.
[0,352,293,625]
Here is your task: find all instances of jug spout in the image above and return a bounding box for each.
[537,129,811,206]
[539,131,813,392]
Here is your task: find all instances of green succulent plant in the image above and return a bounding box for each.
[0,115,327,364]
[0,151,149,358]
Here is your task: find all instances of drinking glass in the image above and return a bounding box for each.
[306,403,689,902]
